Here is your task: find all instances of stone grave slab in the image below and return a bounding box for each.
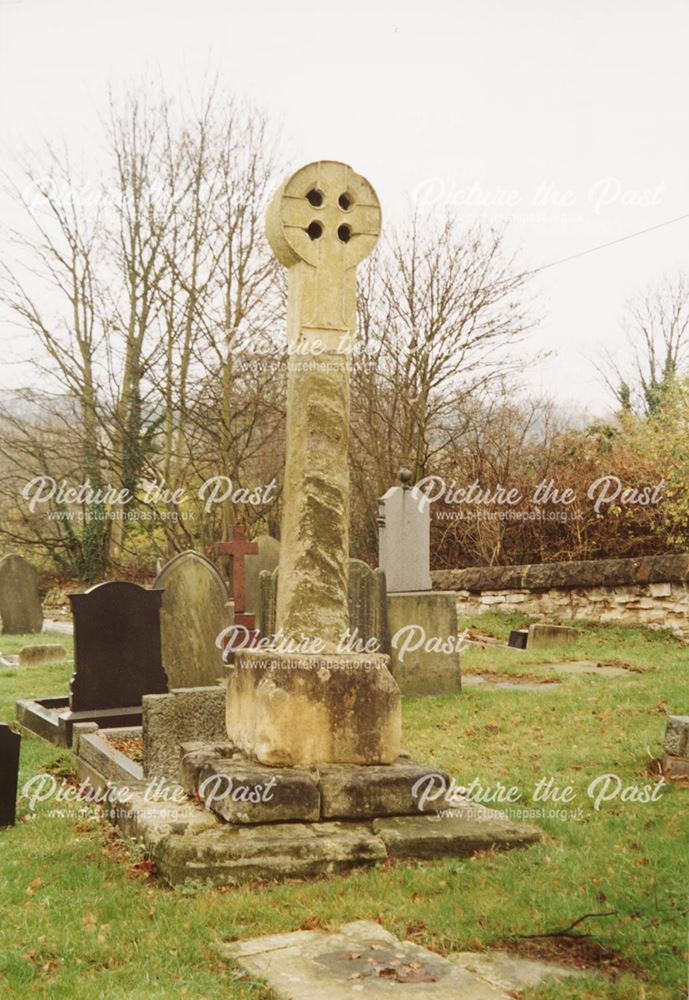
[544,660,630,678]
[42,619,73,635]
[0,554,43,634]
[450,950,587,992]
[0,724,21,826]
[220,921,508,999]
[154,550,232,688]
[463,675,561,691]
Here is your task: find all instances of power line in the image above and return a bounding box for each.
[519,211,689,282]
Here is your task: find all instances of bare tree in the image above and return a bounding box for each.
[600,271,689,416]
[0,81,287,577]
[350,210,537,559]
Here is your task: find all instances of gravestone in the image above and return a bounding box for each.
[69,582,168,711]
[228,160,401,765]
[154,551,232,688]
[347,559,389,654]
[378,469,432,592]
[528,623,580,648]
[508,629,529,650]
[379,472,461,694]
[662,715,689,778]
[258,567,277,639]
[0,724,20,827]
[0,554,43,634]
[245,534,280,615]
[18,644,67,666]
[257,560,389,654]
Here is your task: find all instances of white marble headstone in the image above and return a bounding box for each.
[378,483,432,593]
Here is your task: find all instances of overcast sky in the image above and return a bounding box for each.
[1,0,688,415]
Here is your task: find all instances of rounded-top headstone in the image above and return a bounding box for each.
[155,551,232,689]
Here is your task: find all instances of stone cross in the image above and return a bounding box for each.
[215,525,258,615]
[265,161,381,648]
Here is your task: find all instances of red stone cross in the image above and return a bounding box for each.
[215,524,258,614]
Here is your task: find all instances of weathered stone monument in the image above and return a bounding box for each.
[83,162,540,888]
[379,471,461,695]
[0,554,43,634]
[227,160,401,766]
[154,551,232,688]
[0,724,20,827]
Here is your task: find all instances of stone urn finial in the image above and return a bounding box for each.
[398,467,413,489]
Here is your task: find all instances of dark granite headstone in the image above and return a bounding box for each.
[508,629,529,650]
[0,724,20,827]
[69,582,168,711]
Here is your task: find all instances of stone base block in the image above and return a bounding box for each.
[318,761,449,819]
[142,686,227,780]
[180,741,320,824]
[226,650,401,765]
[373,805,541,859]
[179,741,449,823]
[386,591,462,695]
[662,752,689,778]
[147,802,540,886]
[155,822,387,887]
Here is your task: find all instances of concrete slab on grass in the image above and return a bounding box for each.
[221,922,589,999]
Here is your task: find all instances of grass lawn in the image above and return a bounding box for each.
[0,618,687,999]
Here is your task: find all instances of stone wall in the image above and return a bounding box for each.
[431,554,689,641]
